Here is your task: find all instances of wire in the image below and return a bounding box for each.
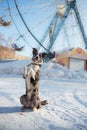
[3,2,54,13]
[31,12,55,30]
[15,12,55,41]
[6,0,32,48]
[1,7,55,21]
[14,0,48,51]
[2,10,29,18]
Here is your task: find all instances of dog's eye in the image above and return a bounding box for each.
[39,54,42,57]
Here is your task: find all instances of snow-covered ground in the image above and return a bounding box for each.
[0,60,87,130]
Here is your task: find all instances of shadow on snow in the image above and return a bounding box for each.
[0,106,32,114]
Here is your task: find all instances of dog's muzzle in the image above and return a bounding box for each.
[32,55,39,62]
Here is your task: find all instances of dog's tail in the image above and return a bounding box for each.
[41,100,48,105]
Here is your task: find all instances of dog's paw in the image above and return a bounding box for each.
[32,107,37,111]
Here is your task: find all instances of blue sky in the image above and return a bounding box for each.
[0,0,87,57]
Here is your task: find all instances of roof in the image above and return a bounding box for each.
[56,48,87,60]
[68,48,87,60]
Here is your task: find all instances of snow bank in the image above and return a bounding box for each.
[0,60,87,80]
[41,62,87,80]
[0,60,30,75]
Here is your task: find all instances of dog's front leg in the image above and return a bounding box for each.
[25,68,36,100]
[28,68,36,80]
[25,76,31,100]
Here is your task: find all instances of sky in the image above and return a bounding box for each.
[0,0,87,57]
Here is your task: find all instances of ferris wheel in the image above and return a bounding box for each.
[0,0,87,60]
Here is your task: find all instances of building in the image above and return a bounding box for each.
[55,48,87,71]
[0,45,29,60]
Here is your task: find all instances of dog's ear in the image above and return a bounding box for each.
[42,52,47,58]
[32,48,38,56]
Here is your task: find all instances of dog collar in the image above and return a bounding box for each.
[31,62,42,67]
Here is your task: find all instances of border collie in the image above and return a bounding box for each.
[20,48,48,111]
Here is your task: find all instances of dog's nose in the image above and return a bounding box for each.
[36,56,38,60]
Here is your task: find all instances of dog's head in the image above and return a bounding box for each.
[32,48,47,64]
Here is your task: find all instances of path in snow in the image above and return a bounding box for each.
[0,76,87,130]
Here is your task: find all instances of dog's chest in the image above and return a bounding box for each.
[31,65,40,72]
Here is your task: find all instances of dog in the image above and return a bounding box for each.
[20,48,48,111]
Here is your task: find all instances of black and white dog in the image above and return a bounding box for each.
[20,48,48,111]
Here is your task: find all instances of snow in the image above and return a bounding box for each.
[0,60,87,130]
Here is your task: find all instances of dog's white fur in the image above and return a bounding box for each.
[24,66,36,80]
[23,63,40,100]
